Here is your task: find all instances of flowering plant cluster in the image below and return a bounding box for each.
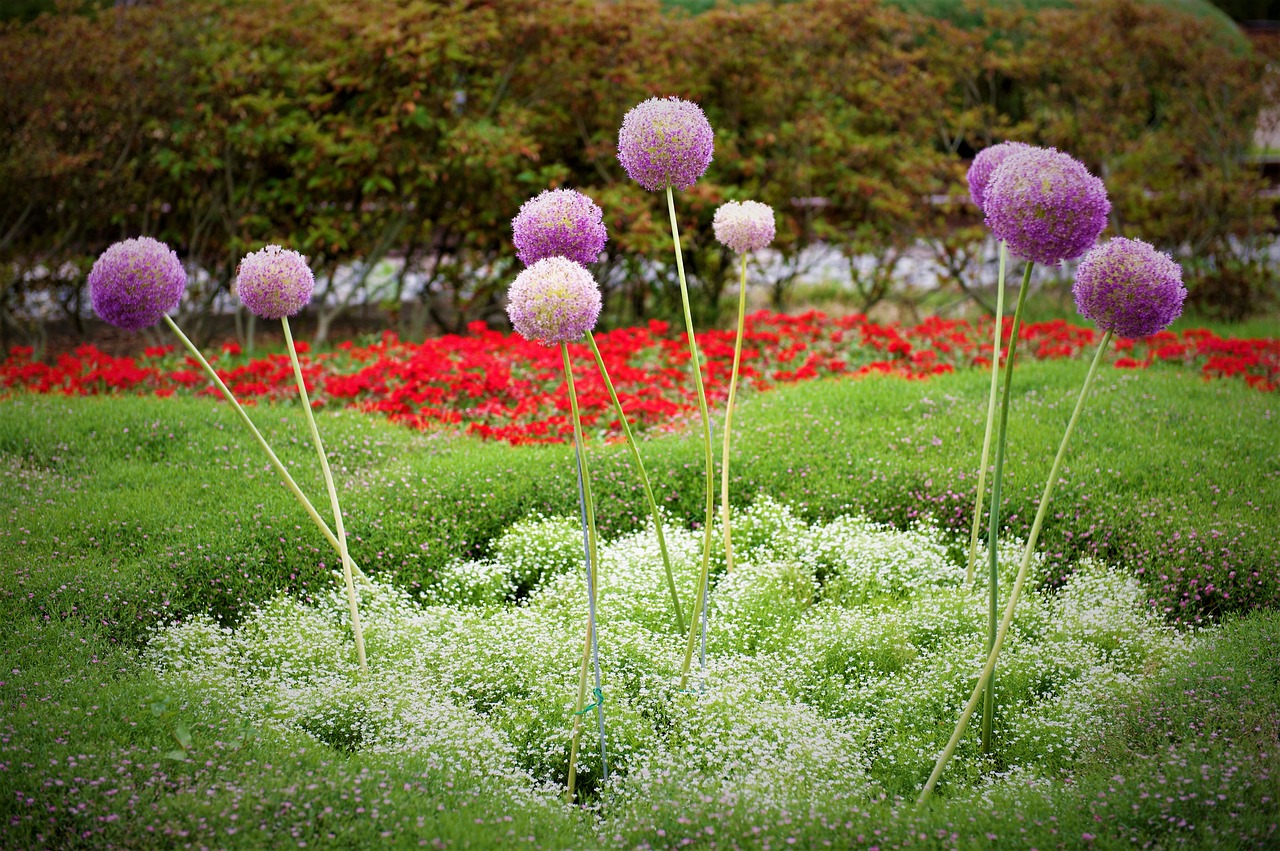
[4,316,1274,441]
[147,500,1195,813]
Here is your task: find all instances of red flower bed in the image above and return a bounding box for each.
[3,312,1276,444]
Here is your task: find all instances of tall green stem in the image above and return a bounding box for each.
[981,260,1033,753]
[283,318,367,676]
[586,333,684,633]
[721,253,749,575]
[161,315,370,584]
[918,330,1113,806]
[666,186,716,690]
[965,242,1008,585]
[562,343,606,802]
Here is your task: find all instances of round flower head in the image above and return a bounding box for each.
[617,96,714,192]
[512,189,608,267]
[235,245,315,320]
[506,257,601,344]
[1073,237,1185,338]
[984,147,1110,265]
[88,237,186,331]
[713,200,776,254]
[967,141,1036,213]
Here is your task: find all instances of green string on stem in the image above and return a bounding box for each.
[282,317,367,677]
[918,329,1113,807]
[965,241,1008,585]
[585,333,684,634]
[161,315,372,585]
[721,253,749,575]
[665,186,717,692]
[981,259,1033,753]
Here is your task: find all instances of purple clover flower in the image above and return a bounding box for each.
[506,257,601,344]
[88,237,186,331]
[235,245,316,320]
[1073,237,1186,338]
[617,96,714,192]
[512,189,608,267]
[984,147,1110,265]
[713,200,776,254]
[967,141,1036,212]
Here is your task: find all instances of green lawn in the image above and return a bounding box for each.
[1,359,1277,847]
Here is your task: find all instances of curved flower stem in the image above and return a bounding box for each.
[585,333,684,634]
[981,259,1033,753]
[918,329,1113,807]
[562,342,608,802]
[161,315,371,585]
[965,241,1008,586]
[283,317,367,677]
[666,186,716,691]
[721,253,749,575]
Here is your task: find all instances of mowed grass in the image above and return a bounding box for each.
[1,358,1278,847]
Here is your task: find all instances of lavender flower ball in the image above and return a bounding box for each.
[984,147,1110,265]
[967,141,1035,212]
[88,237,186,331]
[1073,237,1186,338]
[512,189,608,267]
[713,200,776,254]
[235,245,315,320]
[507,257,602,344]
[617,96,714,192]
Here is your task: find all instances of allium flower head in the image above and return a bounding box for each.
[1073,237,1185,338]
[967,141,1036,212]
[984,147,1110,265]
[512,189,608,267]
[506,257,601,344]
[235,245,315,320]
[88,237,186,331]
[617,96,714,192]
[713,200,776,254]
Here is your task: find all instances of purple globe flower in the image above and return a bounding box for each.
[713,200,776,254]
[1073,237,1186,339]
[235,245,315,320]
[984,147,1110,265]
[617,96,714,192]
[88,237,186,331]
[506,257,601,344]
[967,141,1036,212]
[512,189,608,267]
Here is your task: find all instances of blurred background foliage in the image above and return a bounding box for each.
[0,0,1274,350]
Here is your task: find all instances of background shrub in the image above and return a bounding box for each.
[0,0,1270,351]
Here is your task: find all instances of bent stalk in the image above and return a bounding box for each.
[586,333,684,633]
[283,317,367,676]
[162,315,371,585]
[919,330,1113,806]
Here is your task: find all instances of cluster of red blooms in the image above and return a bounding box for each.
[3,311,1276,444]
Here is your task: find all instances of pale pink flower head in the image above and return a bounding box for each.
[235,245,315,320]
[713,200,776,254]
[506,257,602,344]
